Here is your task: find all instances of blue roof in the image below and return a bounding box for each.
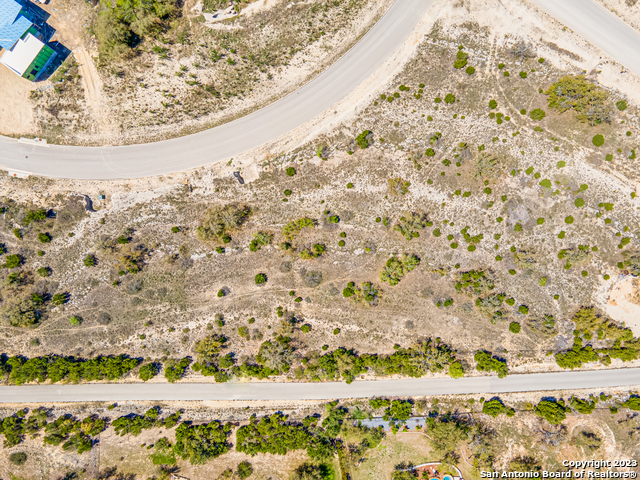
[0,0,32,51]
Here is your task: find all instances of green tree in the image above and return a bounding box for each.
[173,420,231,464]
[238,460,254,479]
[424,416,468,458]
[164,358,191,383]
[291,463,332,480]
[139,363,159,381]
[482,398,515,417]
[534,400,566,424]
[474,351,508,378]
[448,362,464,378]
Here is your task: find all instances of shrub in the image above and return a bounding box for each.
[356,130,372,149]
[197,204,251,242]
[474,351,508,378]
[94,0,179,61]
[444,94,456,104]
[370,397,391,409]
[52,293,67,306]
[282,218,316,240]
[537,217,545,225]
[171,226,180,233]
[37,267,49,277]
[509,322,521,334]
[83,254,95,267]
[425,148,435,157]
[173,420,231,463]
[255,273,267,285]
[164,358,191,383]
[238,461,254,479]
[448,362,464,379]
[592,134,605,147]
[217,289,224,297]
[5,254,21,269]
[346,182,354,189]
[24,208,47,226]
[249,232,273,252]
[380,254,420,286]
[545,75,611,125]
[454,49,468,69]
[8,452,27,465]
[394,212,428,240]
[622,396,640,411]
[286,167,296,176]
[489,99,497,109]
[466,66,475,75]
[38,233,51,243]
[519,71,527,78]
[518,305,529,315]
[569,396,597,414]
[317,146,329,159]
[534,400,566,424]
[530,108,546,120]
[333,328,340,335]
[388,177,411,195]
[139,363,159,381]
[575,198,585,207]
[483,398,515,417]
[616,100,628,111]
[565,216,574,224]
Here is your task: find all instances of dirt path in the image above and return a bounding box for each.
[74,48,109,129]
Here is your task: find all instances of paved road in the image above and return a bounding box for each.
[528,0,640,77]
[0,368,638,402]
[0,0,434,180]
[4,0,640,179]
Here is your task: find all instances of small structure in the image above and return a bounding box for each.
[0,0,56,81]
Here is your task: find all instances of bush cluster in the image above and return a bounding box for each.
[545,75,611,125]
[3,355,140,385]
[474,351,508,378]
[380,254,420,286]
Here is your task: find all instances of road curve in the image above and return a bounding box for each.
[3,0,640,179]
[528,0,640,77]
[0,0,434,180]
[0,368,638,403]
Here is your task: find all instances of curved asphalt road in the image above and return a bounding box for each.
[3,0,640,179]
[528,0,640,78]
[0,0,434,180]
[0,368,638,402]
